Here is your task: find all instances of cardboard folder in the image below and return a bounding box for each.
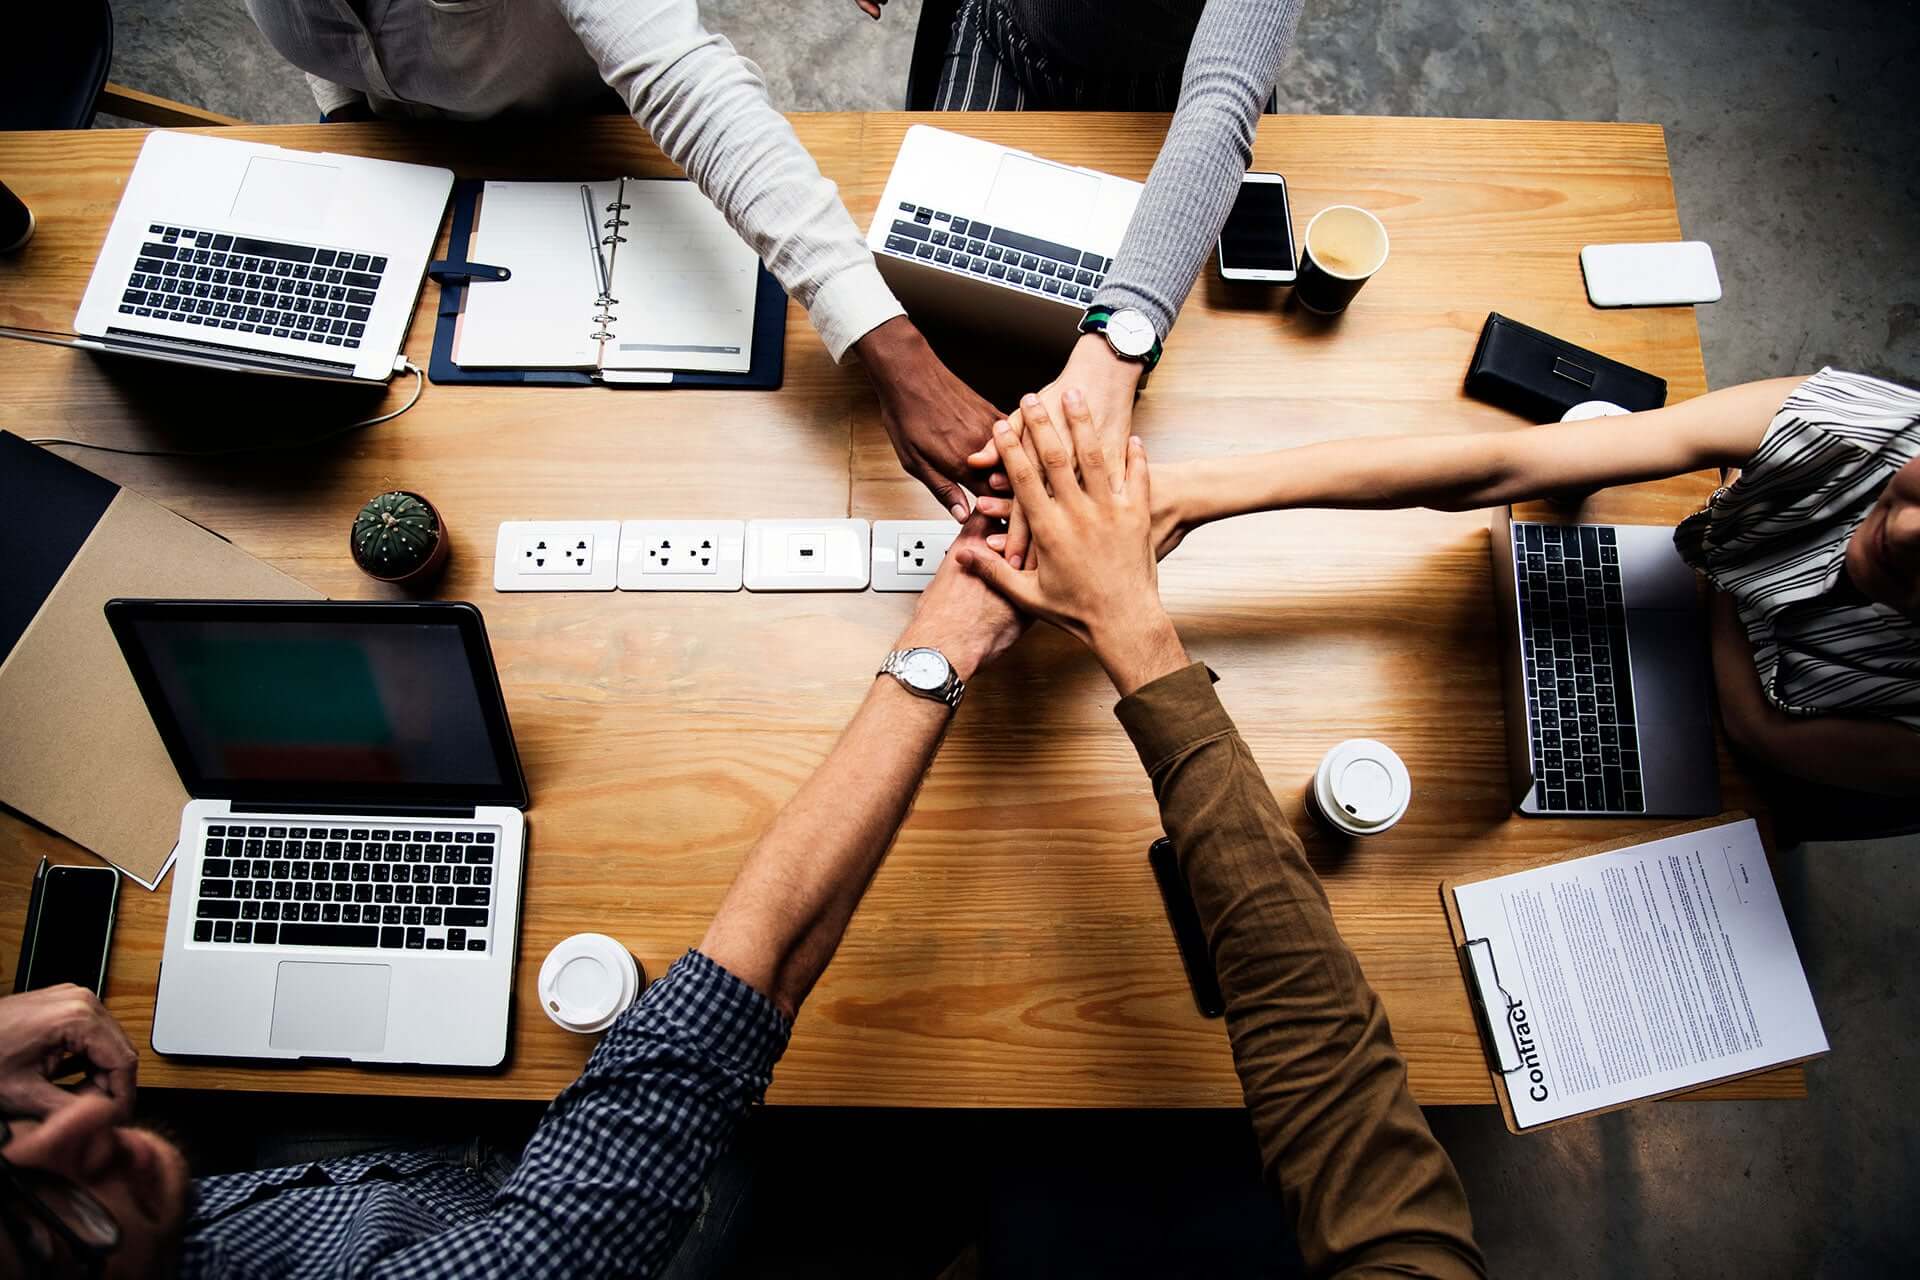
[0,433,320,886]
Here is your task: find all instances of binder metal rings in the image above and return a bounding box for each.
[590,195,631,338]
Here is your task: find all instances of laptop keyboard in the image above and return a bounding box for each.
[1513,522,1646,814]
[192,822,498,953]
[881,203,1108,304]
[120,224,387,350]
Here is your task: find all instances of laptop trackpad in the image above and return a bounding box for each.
[984,154,1097,248]
[269,962,391,1054]
[232,155,339,232]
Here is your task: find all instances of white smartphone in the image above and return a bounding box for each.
[1581,241,1723,307]
[1216,172,1297,284]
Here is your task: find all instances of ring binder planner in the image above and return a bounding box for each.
[430,177,787,390]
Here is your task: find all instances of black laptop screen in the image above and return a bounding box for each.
[107,601,527,808]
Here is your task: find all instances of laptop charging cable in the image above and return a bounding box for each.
[9,338,427,459]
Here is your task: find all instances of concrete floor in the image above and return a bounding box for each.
[105,1,1920,1275]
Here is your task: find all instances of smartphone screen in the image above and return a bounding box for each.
[1218,176,1296,276]
[19,866,119,996]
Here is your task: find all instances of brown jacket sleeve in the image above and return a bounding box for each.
[1116,663,1485,1278]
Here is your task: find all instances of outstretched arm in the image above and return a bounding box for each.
[700,520,1024,1015]
[399,521,1022,1278]
[556,0,896,359]
[556,0,1000,516]
[965,0,1303,561]
[1148,377,1805,555]
[959,394,1485,1277]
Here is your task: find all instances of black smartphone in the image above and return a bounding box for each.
[1215,171,1297,284]
[1148,838,1225,1018]
[14,858,120,997]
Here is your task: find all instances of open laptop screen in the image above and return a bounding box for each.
[106,600,528,809]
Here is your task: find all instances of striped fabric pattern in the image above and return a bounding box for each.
[1674,368,1920,728]
[935,0,1193,110]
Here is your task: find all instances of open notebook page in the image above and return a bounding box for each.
[454,180,616,370]
[600,180,758,374]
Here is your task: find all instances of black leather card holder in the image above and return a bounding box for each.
[1464,312,1667,422]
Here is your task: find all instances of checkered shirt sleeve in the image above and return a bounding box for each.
[178,950,790,1279]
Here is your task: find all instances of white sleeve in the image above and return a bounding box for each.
[547,0,903,361]
[304,72,362,119]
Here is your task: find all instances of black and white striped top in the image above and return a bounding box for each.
[1674,368,1920,729]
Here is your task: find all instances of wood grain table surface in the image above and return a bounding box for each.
[0,113,1804,1106]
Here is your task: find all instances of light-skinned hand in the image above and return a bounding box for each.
[965,333,1145,567]
[894,510,1029,682]
[955,390,1188,696]
[0,984,139,1122]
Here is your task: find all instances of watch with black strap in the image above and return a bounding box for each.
[1079,305,1163,375]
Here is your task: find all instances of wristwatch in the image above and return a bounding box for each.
[1079,306,1163,374]
[878,647,965,709]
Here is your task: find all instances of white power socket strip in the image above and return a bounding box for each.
[617,520,746,591]
[743,519,871,591]
[493,520,620,591]
[871,520,959,592]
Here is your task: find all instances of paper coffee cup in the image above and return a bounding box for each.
[1307,739,1411,836]
[538,933,642,1034]
[1293,205,1389,315]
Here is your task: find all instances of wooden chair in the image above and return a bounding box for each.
[6,1,241,131]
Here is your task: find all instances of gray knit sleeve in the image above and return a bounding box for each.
[1091,0,1303,342]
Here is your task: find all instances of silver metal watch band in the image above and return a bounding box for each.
[878,649,965,709]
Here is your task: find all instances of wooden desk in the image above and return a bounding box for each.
[0,114,1802,1106]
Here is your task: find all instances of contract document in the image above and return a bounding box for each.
[1452,817,1827,1129]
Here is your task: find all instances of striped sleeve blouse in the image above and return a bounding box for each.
[1673,368,1920,730]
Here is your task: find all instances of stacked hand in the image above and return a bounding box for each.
[956,391,1188,696]
[0,985,139,1121]
[965,334,1146,567]
[894,510,1029,682]
[856,317,1005,522]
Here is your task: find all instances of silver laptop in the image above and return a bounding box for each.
[106,599,528,1068]
[1490,507,1720,817]
[866,125,1142,353]
[75,131,452,384]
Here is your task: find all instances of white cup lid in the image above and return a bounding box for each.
[537,933,640,1033]
[1315,739,1412,833]
[1561,400,1630,422]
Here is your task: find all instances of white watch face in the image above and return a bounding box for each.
[1105,310,1156,358]
[897,649,950,691]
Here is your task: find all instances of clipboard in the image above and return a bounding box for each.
[1441,811,1825,1133]
[426,178,788,390]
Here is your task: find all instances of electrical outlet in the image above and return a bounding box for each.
[742,519,871,591]
[492,521,620,591]
[617,520,746,591]
[871,520,959,592]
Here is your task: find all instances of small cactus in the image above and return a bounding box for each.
[351,490,448,583]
